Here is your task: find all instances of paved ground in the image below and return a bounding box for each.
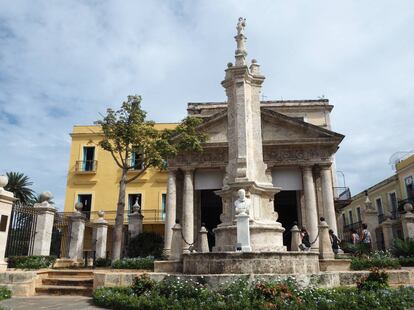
[0,296,105,309]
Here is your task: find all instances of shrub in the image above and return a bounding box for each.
[7,256,56,269]
[111,257,154,270]
[94,257,112,267]
[0,286,11,301]
[350,251,400,270]
[356,268,389,291]
[399,257,414,266]
[127,232,164,258]
[132,274,156,295]
[393,238,414,257]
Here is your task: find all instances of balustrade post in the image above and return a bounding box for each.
[32,191,56,256]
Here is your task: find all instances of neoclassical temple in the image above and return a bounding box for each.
[164,19,344,255]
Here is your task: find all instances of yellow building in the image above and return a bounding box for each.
[339,153,414,249]
[63,123,177,239]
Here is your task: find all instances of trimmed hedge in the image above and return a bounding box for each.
[111,257,154,270]
[7,256,56,269]
[94,257,112,267]
[0,286,11,301]
[399,257,414,267]
[350,256,400,270]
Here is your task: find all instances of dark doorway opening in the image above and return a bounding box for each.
[274,191,298,250]
[78,194,92,219]
[200,190,222,251]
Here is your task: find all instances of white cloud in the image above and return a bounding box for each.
[0,0,413,208]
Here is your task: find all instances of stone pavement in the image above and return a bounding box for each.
[0,296,105,309]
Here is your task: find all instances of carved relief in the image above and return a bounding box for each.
[170,148,228,167]
[264,146,333,165]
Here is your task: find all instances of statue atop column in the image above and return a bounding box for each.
[236,17,246,35]
[235,17,247,66]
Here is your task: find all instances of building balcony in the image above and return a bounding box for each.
[75,160,98,173]
[334,187,352,209]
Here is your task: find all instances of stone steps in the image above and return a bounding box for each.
[36,270,94,296]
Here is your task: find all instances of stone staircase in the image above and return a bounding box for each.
[36,270,94,296]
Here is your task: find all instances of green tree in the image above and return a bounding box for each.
[96,95,206,260]
[4,172,36,205]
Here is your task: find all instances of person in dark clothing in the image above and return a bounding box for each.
[329,229,341,254]
[300,228,311,251]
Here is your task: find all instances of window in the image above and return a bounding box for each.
[348,210,353,225]
[388,192,398,218]
[356,207,362,222]
[128,193,142,213]
[82,146,95,171]
[376,198,384,215]
[161,193,166,220]
[78,194,92,219]
[342,213,346,227]
[405,176,414,199]
[131,150,144,170]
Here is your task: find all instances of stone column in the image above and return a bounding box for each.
[363,196,379,250]
[94,211,108,259]
[128,201,144,239]
[290,224,301,251]
[401,203,414,240]
[182,168,194,253]
[380,214,394,250]
[319,218,334,259]
[32,192,56,256]
[199,225,209,253]
[164,169,177,257]
[0,176,17,270]
[320,166,338,234]
[302,166,319,250]
[68,203,86,261]
[170,221,183,261]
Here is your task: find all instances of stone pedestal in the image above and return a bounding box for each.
[290,225,301,251]
[128,211,143,239]
[0,183,17,270]
[319,220,334,259]
[32,201,56,256]
[235,212,251,252]
[381,217,394,249]
[170,222,183,261]
[363,202,379,250]
[401,203,414,239]
[199,226,209,253]
[94,211,108,259]
[68,212,86,261]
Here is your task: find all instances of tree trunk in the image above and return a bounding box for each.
[112,168,128,260]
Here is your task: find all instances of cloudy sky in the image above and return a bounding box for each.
[0,1,413,209]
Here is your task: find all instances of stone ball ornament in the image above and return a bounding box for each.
[404,203,413,213]
[39,191,53,203]
[0,175,8,189]
[97,210,105,218]
[75,202,83,212]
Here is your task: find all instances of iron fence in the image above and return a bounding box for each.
[5,203,37,257]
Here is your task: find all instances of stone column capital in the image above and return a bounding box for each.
[319,164,332,171]
[181,167,194,174]
[301,165,314,173]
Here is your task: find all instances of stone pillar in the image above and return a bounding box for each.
[363,196,379,250]
[235,212,251,252]
[199,225,209,253]
[320,166,338,234]
[302,166,319,250]
[94,211,108,259]
[319,218,334,259]
[128,200,144,239]
[164,169,177,257]
[290,224,301,251]
[182,168,194,253]
[401,203,414,240]
[0,176,17,270]
[68,203,86,261]
[381,214,394,250]
[170,221,183,261]
[32,192,56,256]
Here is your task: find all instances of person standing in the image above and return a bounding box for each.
[360,223,372,251]
[351,229,360,244]
[329,229,341,254]
[300,228,311,251]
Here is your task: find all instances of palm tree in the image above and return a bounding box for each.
[4,172,36,206]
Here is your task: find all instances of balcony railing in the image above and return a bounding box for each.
[75,160,98,173]
[334,187,351,200]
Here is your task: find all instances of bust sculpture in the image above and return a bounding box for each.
[235,189,250,215]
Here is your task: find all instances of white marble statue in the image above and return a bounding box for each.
[236,17,246,36]
[235,189,250,215]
